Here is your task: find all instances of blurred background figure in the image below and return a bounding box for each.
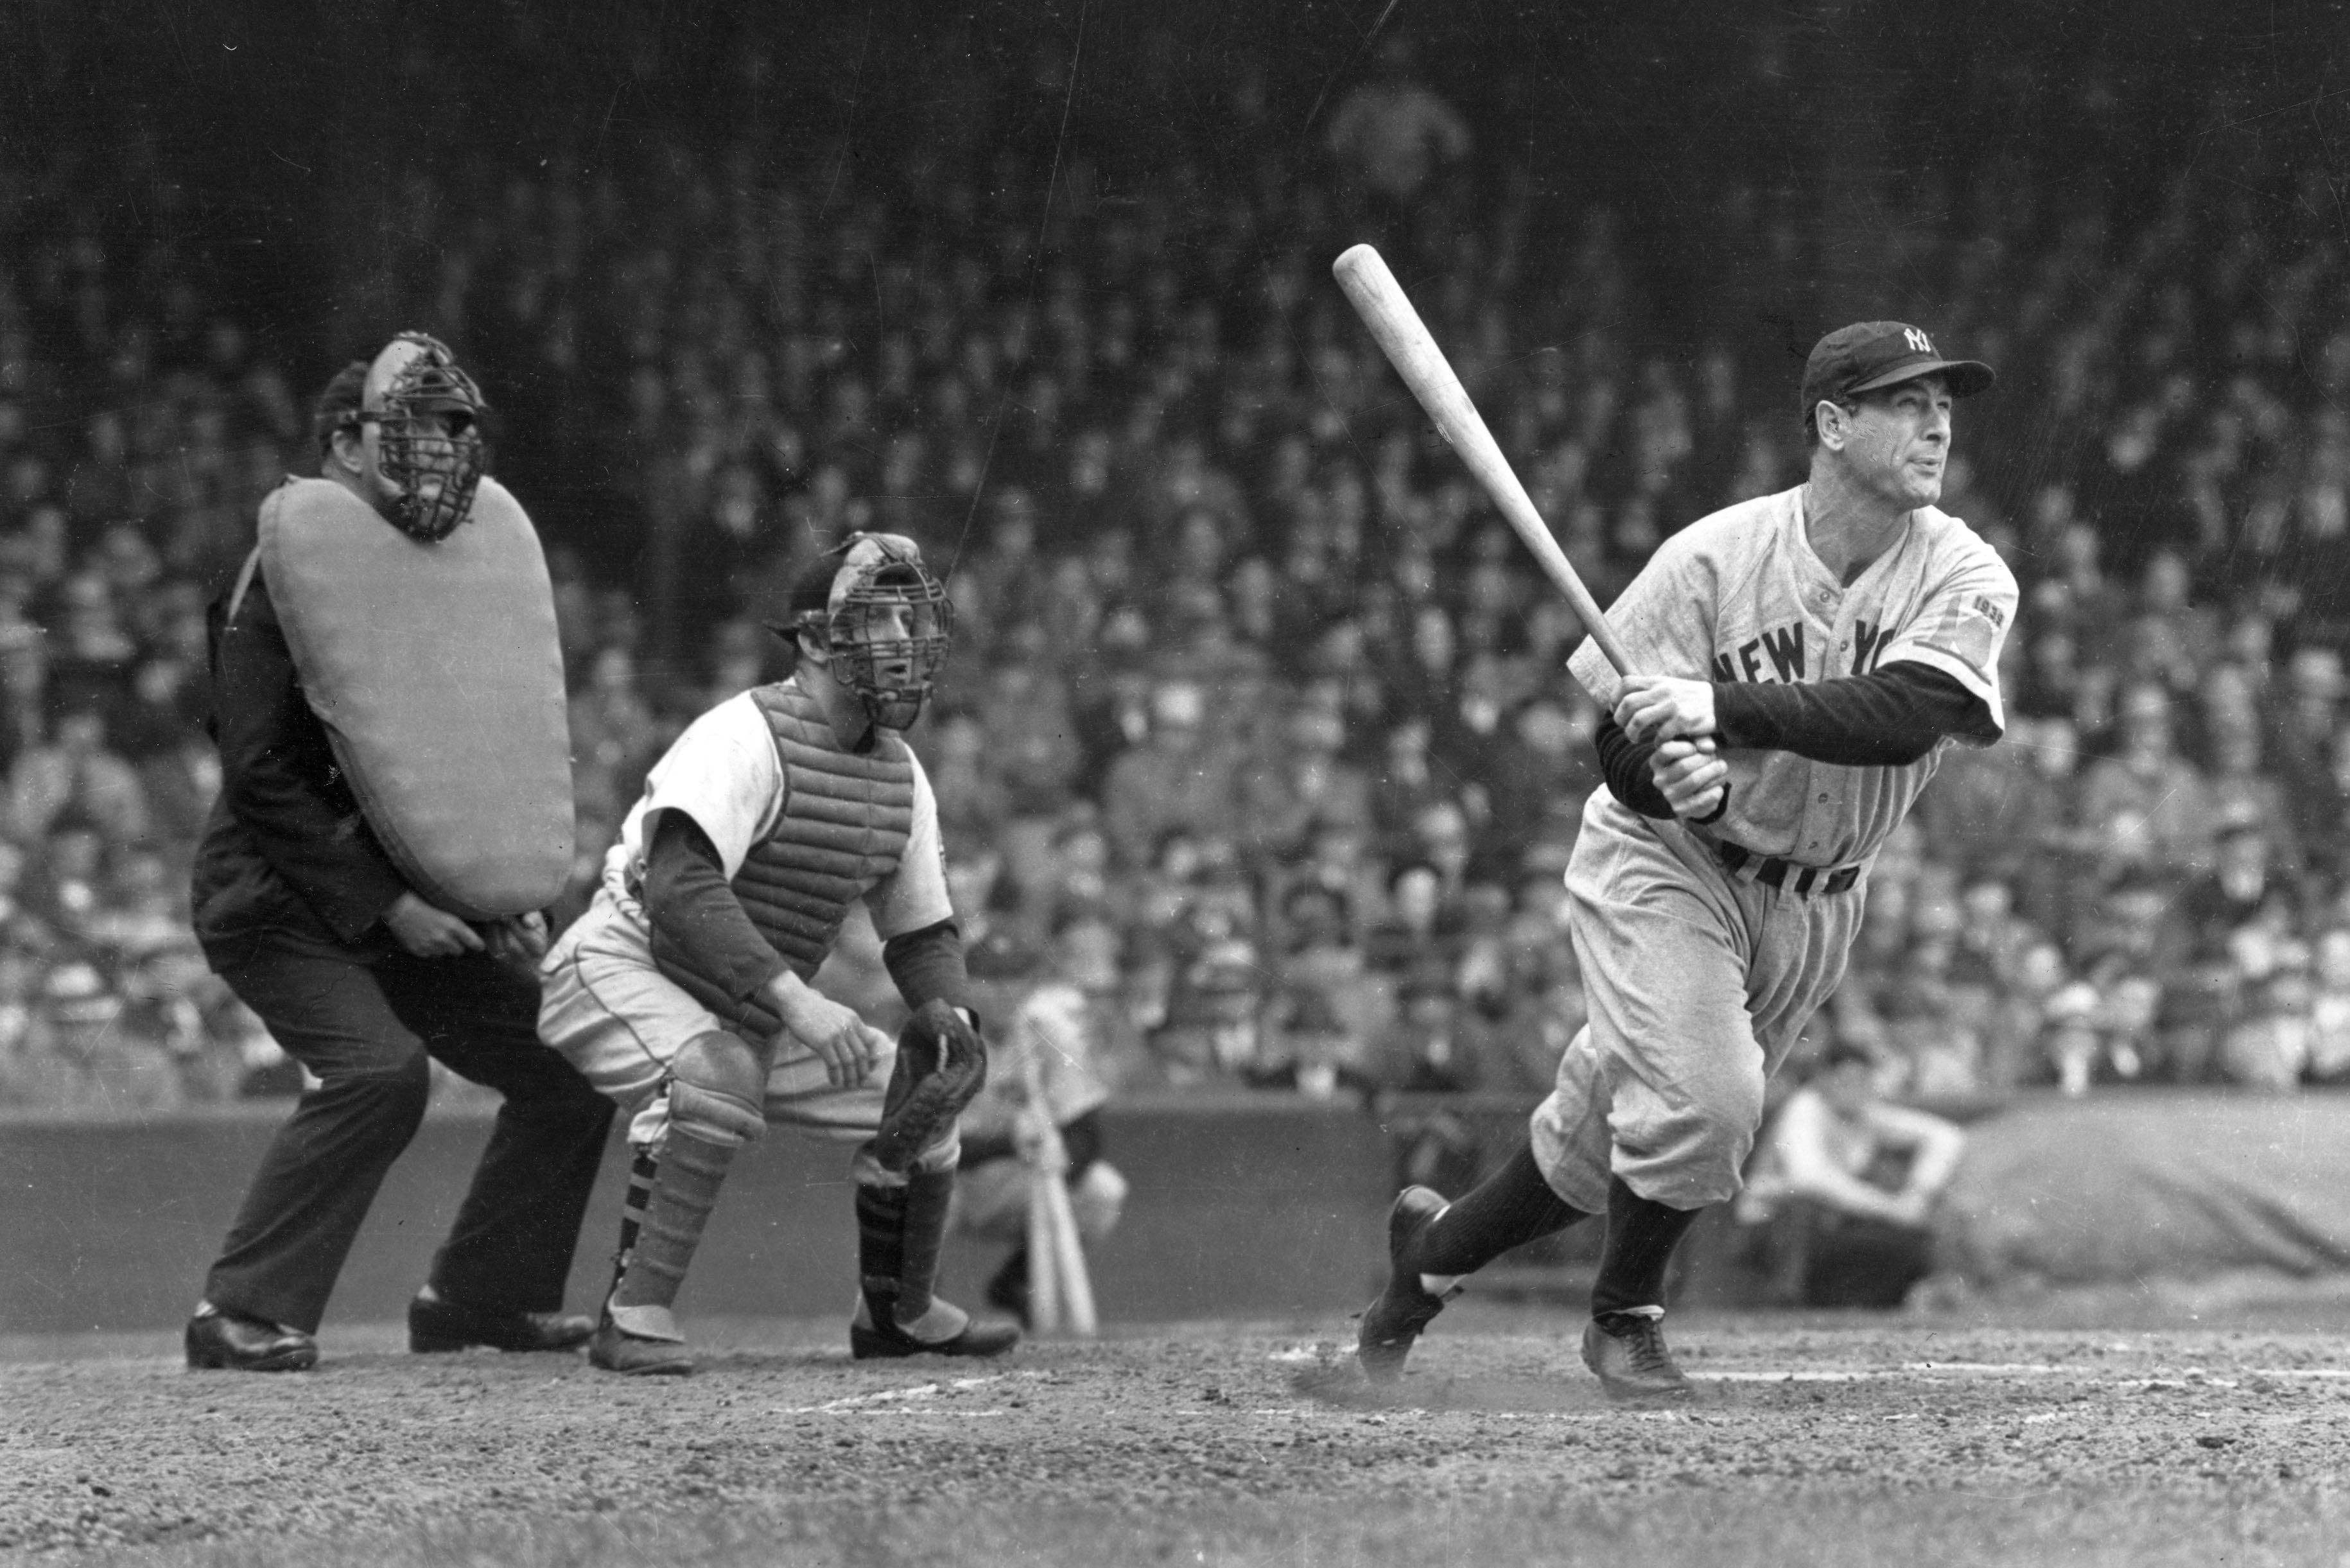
[1735,1036,1967,1309]
[953,926,1129,1328]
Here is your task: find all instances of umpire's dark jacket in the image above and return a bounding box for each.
[189,549,609,1334]
[189,566,408,954]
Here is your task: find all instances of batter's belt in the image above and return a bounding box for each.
[1704,837,1864,898]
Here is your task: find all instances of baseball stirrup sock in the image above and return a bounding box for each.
[856,1171,968,1340]
[1414,1142,1589,1287]
[607,1150,661,1296]
[610,1129,736,1318]
[1589,1175,1703,1318]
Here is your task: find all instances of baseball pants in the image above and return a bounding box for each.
[1529,796,1866,1212]
[539,886,958,1176]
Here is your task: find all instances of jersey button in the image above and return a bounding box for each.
[1816,793,1829,803]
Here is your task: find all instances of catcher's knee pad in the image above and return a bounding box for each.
[665,1030,768,1149]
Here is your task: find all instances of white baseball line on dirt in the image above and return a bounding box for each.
[776,1373,1025,1413]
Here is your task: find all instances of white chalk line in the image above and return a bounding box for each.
[774,1372,1034,1414]
[1267,1350,2350,1387]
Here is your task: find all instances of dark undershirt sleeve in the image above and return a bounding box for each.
[1711,660,1998,767]
[881,919,971,1013]
[1595,715,1676,819]
[1595,716,1727,824]
[642,810,789,1004]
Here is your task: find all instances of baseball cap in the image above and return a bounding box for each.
[1800,321,1995,428]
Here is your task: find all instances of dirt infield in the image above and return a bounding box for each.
[8,1302,2350,1567]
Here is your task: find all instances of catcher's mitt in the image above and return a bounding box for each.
[873,1000,988,1172]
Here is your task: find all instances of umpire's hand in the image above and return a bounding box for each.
[383,891,489,959]
[1615,675,1717,744]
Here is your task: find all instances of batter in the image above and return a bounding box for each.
[1357,320,2014,1399]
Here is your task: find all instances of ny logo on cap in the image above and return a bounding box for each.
[1903,327,1933,355]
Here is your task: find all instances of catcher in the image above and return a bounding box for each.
[539,532,1013,1374]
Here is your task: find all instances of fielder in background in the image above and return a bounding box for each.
[540,532,1014,1375]
[1358,321,2015,1400]
[186,335,613,1372]
[953,926,1127,1326]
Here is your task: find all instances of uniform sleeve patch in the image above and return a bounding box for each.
[1920,594,2005,674]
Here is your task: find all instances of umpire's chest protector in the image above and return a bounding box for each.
[259,476,573,919]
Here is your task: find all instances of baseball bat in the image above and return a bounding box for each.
[1020,1044,1099,1337]
[1041,1160,1098,1336]
[1332,243,1633,676]
[1027,1157,1064,1335]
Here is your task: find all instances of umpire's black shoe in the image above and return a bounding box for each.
[1357,1185,1458,1382]
[408,1293,596,1354]
[1581,1310,1692,1402]
[185,1309,318,1373]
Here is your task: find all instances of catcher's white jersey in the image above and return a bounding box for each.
[1567,486,2016,867]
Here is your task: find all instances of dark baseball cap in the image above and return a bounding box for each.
[1800,321,1995,428]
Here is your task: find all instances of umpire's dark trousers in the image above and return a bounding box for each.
[200,934,614,1334]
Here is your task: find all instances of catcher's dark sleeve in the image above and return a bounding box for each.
[642,810,788,1003]
[882,918,971,1013]
[1712,661,1997,766]
[211,570,410,941]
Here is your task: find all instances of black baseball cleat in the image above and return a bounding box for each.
[185,1309,318,1372]
[408,1293,596,1354]
[587,1313,695,1376]
[1356,1185,1458,1382]
[1580,1311,1693,1402]
[851,1310,1021,1361]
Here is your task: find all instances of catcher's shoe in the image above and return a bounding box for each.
[850,1300,1020,1361]
[408,1293,595,1354]
[1580,1310,1692,1402]
[1356,1185,1458,1382]
[588,1313,695,1377]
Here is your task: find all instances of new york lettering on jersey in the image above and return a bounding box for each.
[1571,486,2015,868]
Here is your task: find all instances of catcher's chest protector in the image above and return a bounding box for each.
[258,476,573,919]
[650,681,916,1038]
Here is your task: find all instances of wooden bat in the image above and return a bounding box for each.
[1020,1041,1098,1337]
[1332,243,1633,677]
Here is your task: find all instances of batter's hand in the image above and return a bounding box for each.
[1651,736,1728,819]
[383,891,489,958]
[765,975,891,1088]
[1615,675,1718,744]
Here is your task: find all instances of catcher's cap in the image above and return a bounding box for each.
[1801,322,1994,427]
[769,532,934,640]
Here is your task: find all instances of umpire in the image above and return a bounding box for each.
[183,336,612,1372]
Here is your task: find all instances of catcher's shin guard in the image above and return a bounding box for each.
[600,1032,765,1363]
[851,1169,1018,1359]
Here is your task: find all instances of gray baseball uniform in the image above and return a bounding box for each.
[1528,485,2017,1210]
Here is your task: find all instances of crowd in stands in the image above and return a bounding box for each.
[5,28,2350,1115]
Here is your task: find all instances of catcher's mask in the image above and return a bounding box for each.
[356,332,488,542]
[784,532,953,731]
